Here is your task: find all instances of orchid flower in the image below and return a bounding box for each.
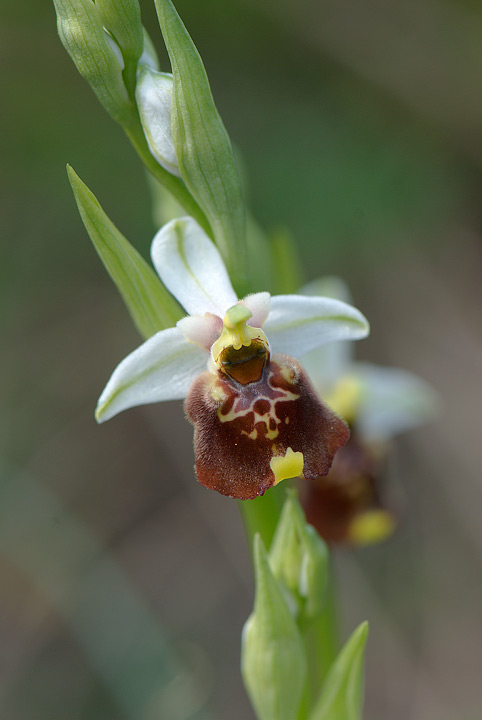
[96,219,369,500]
[300,277,436,544]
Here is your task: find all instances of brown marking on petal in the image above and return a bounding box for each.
[253,399,270,415]
[216,363,299,443]
[184,354,350,500]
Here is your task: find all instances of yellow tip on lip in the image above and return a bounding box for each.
[348,509,396,546]
[270,447,304,485]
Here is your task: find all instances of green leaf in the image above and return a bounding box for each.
[67,166,183,339]
[154,0,247,291]
[95,0,144,97]
[53,0,132,124]
[242,535,307,720]
[309,622,369,720]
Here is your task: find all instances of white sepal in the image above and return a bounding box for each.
[264,294,369,357]
[151,217,238,317]
[95,327,207,422]
[352,363,438,440]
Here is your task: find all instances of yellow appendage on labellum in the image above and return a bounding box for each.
[185,306,349,499]
[348,509,396,545]
[270,448,304,485]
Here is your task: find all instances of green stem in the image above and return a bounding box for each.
[238,482,286,552]
[123,112,213,239]
[122,58,138,105]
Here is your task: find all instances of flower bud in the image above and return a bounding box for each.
[155,0,247,288]
[269,491,329,620]
[241,535,307,720]
[136,66,180,177]
[53,0,131,123]
[95,0,143,68]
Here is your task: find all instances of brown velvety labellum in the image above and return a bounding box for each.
[301,434,388,543]
[185,354,350,500]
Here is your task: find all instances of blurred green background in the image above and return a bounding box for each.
[1,0,481,718]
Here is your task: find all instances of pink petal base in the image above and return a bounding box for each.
[177,312,223,351]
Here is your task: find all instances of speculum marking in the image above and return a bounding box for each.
[216,366,299,441]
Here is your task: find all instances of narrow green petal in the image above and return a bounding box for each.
[154,0,247,291]
[53,0,131,123]
[67,166,183,339]
[309,622,369,720]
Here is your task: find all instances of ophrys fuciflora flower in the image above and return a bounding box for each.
[96,218,370,499]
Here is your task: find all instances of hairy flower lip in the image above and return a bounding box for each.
[186,354,350,499]
[95,217,369,424]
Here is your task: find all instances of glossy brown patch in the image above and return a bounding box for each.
[219,340,268,385]
[185,354,349,500]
